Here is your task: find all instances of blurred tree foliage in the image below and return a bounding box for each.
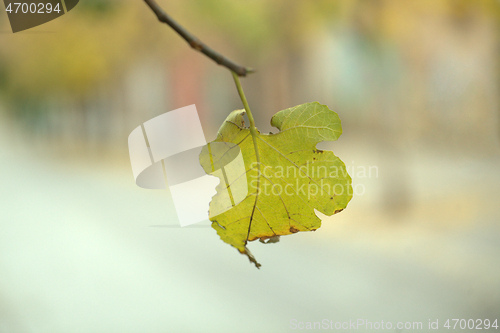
[0,0,161,116]
[0,0,499,120]
[179,0,341,52]
[0,0,342,114]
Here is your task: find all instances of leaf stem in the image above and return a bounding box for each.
[231,71,257,130]
[231,71,260,164]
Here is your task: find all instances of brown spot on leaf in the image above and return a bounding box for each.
[334,209,344,214]
[289,226,299,233]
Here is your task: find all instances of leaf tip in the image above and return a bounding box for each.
[240,246,262,269]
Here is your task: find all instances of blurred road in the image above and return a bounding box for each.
[1,118,500,333]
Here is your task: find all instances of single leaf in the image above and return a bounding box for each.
[200,102,352,268]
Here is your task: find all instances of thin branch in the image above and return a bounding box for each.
[143,0,255,77]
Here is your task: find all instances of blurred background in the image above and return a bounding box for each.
[1,0,499,332]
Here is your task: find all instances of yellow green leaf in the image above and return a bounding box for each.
[200,102,352,268]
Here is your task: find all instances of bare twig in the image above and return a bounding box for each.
[143,0,254,77]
